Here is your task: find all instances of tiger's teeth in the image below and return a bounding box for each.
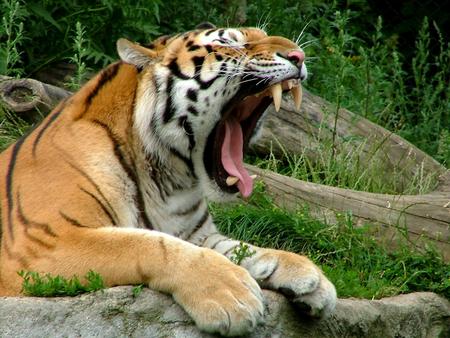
[271,83,282,112]
[291,84,302,112]
[287,80,293,90]
[225,174,257,186]
[226,176,239,186]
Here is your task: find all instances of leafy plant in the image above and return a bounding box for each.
[18,270,105,297]
[132,284,145,297]
[0,106,33,151]
[0,0,28,77]
[66,21,91,90]
[230,241,256,265]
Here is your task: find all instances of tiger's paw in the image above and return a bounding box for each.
[173,248,265,336]
[245,249,337,318]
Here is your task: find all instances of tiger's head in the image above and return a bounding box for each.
[117,24,306,201]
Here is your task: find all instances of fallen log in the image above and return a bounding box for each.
[247,164,450,260]
[0,76,70,115]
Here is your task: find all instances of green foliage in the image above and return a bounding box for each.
[0,105,33,151]
[66,21,90,90]
[0,0,28,77]
[300,7,449,167]
[230,241,256,265]
[3,0,161,74]
[132,284,145,297]
[210,185,450,299]
[18,270,105,297]
[248,136,437,195]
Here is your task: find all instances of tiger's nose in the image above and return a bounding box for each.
[287,50,305,66]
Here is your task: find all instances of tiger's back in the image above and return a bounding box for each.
[0,62,144,294]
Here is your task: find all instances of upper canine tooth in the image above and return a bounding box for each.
[288,80,294,90]
[271,83,282,112]
[291,84,302,112]
[226,176,239,186]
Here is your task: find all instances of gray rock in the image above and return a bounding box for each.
[0,287,449,338]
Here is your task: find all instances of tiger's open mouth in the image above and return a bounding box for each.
[204,79,302,197]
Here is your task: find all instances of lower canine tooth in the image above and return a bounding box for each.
[226,176,239,186]
[270,83,282,112]
[291,84,302,112]
[250,174,257,180]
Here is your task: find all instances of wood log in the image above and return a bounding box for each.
[247,164,450,260]
[0,76,71,115]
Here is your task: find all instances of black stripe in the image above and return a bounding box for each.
[65,161,120,225]
[223,244,238,257]
[178,116,196,150]
[60,211,90,228]
[32,104,64,157]
[85,62,121,108]
[173,199,202,216]
[186,210,210,241]
[91,120,153,230]
[3,241,28,268]
[163,77,175,123]
[79,186,117,226]
[169,147,195,176]
[186,89,198,102]
[16,191,57,238]
[6,134,28,240]
[205,29,215,36]
[192,56,205,74]
[218,29,225,37]
[187,106,199,116]
[210,237,226,250]
[188,45,201,51]
[148,167,167,202]
[205,45,213,53]
[167,59,190,80]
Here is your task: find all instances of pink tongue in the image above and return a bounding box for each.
[221,119,253,197]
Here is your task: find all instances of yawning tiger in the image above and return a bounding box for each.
[0,23,336,336]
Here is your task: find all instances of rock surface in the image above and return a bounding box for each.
[1,287,449,337]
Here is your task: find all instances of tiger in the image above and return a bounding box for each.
[0,23,336,336]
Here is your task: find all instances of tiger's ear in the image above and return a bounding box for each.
[117,38,157,68]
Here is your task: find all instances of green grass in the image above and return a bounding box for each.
[211,184,450,299]
[0,105,33,151]
[18,270,105,297]
[247,138,438,195]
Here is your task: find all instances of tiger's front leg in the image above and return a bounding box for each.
[199,231,337,318]
[6,227,264,336]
